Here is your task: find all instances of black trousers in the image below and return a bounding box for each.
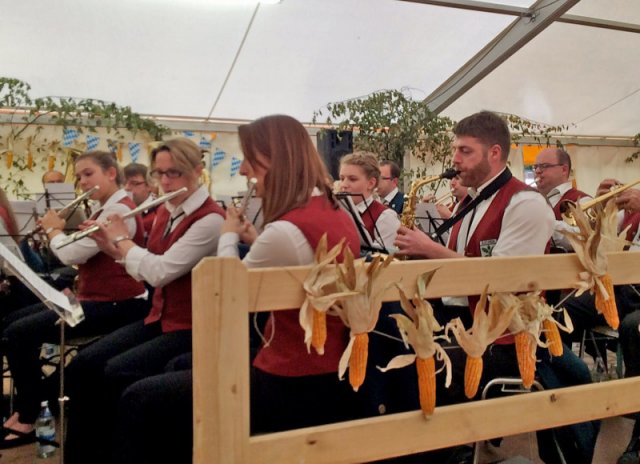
[2,297,149,424]
[64,320,192,464]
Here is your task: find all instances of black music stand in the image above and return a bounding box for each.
[414,202,447,246]
[0,242,84,462]
[335,193,392,255]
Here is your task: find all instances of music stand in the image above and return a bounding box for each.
[0,242,84,462]
[415,202,448,246]
[335,193,392,255]
[10,200,39,235]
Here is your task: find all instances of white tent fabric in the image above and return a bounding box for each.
[1,0,638,136]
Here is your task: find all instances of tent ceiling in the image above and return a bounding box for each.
[1,0,638,137]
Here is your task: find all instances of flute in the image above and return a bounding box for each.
[26,185,100,238]
[56,187,187,249]
[238,177,257,222]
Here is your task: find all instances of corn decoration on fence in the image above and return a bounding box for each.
[333,249,394,392]
[299,234,356,355]
[446,287,516,398]
[378,271,452,416]
[562,201,628,329]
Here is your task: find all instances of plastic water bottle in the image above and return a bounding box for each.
[35,400,56,459]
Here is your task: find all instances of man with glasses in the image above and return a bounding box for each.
[378,160,404,215]
[124,163,157,241]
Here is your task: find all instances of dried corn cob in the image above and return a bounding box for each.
[543,319,563,356]
[515,331,536,388]
[5,151,13,169]
[349,332,369,392]
[311,307,327,355]
[48,154,56,171]
[595,273,619,329]
[416,356,436,415]
[27,151,33,170]
[464,355,483,399]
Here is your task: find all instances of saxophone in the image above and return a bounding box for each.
[400,168,459,228]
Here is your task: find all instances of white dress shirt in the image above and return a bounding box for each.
[50,189,138,265]
[355,195,399,252]
[382,187,399,205]
[217,190,327,268]
[444,169,555,306]
[125,185,223,288]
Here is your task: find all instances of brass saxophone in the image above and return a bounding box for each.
[400,168,459,228]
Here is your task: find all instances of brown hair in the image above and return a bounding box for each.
[0,187,19,242]
[454,111,511,162]
[340,151,381,187]
[238,114,333,224]
[380,159,401,179]
[123,162,150,183]
[75,151,123,186]
[150,138,203,187]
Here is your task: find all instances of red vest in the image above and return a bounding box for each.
[552,188,589,220]
[360,200,387,239]
[141,208,157,244]
[622,211,640,242]
[253,196,360,377]
[448,177,533,345]
[144,197,225,333]
[77,197,146,302]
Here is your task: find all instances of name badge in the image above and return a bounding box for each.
[479,239,497,257]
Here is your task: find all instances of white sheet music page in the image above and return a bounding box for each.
[0,241,84,326]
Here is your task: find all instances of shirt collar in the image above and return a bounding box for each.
[102,189,129,209]
[165,185,209,217]
[547,181,573,199]
[383,187,399,203]
[355,195,374,213]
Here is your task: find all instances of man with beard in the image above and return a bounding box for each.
[395,111,599,464]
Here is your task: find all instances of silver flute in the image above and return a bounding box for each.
[56,187,188,249]
[238,177,258,221]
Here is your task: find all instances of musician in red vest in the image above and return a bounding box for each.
[123,162,157,243]
[339,151,399,253]
[534,147,591,252]
[395,112,599,463]
[106,115,362,464]
[1,151,149,448]
[62,138,225,464]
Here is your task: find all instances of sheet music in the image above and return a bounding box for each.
[0,241,84,326]
[415,202,449,244]
[10,200,38,233]
[36,182,76,214]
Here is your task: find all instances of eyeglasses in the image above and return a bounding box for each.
[531,163,564,171]
[150,169,183,179]
[125,180,147,187]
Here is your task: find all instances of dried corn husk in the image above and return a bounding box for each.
[561,201,627,298]
[447,287,517,360]
[299,234,358,355]
[378,272,452,416]
[334,249,395,389]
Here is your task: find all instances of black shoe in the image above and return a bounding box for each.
[0,429,35,449]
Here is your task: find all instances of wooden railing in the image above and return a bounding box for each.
[192,251,640,463]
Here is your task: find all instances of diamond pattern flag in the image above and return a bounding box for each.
[211,149,225,169]
[86,135,100,151]
[183,130,194,137]
[199,137,212,151]
[230,156,242,177]
[129,143,141,162]
[63,128,79,147]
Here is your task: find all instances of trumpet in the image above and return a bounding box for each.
[434,191,454,206]
[26,185,100,239]
[561,178,640,226]
[56,187,188,249]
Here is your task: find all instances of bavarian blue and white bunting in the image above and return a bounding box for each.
[211,149,225,169]
[230,156,242,177]
[86,135,100,151]
[199,136,212,151]
[129,142,141,162]
[183,130,194,137]
[63,128,79,147]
